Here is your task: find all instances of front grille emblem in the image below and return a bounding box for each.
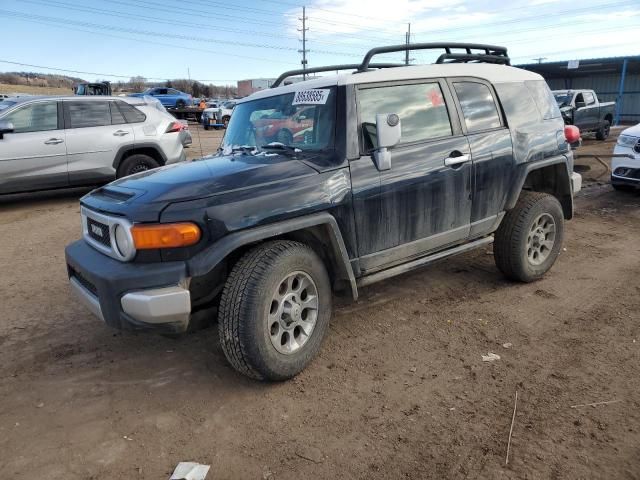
[91,224,104,237]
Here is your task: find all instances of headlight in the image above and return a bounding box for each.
[617,135,638,148]
[114,224,134,258]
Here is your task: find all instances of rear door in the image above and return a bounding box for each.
[350,80,472,272]
[0,100,68,194]
[64,100,135,184]
[448,79,514,236]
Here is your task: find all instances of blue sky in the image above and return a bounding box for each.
[0,0,638,85]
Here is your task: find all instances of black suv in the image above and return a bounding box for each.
[65,43,582,380]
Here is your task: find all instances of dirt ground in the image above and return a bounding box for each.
[0,126,639,479]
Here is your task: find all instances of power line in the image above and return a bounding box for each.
[0,59,235,83]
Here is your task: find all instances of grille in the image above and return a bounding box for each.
[87,217,111,247]
[69,267,98,296]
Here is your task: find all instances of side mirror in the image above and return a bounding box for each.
[575,101,585,109]
[0,121,14,139]
[373,113,401,171]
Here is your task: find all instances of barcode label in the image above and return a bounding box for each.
[292,89,330,105]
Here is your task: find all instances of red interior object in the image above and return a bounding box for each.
[564,125,580,143]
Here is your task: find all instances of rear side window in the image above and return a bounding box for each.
[525,80,561,120]
[584,91,595,105]
[67,101,111,128]
[453,82,501,133]
[3,101,58,133]
[358,82,452,151]
[116,101,146,123]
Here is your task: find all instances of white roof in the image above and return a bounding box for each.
[244,64,543,102]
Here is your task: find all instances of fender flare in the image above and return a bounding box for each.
[504,156,573,219]
[112,143,168,170]
[187,212,358,300]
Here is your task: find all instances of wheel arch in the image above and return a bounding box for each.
[505,157,574,220]
[112,144,168,171]
[187,213,358,300]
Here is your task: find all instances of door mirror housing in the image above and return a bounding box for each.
[373,113,401,171]
[0,121,14,139]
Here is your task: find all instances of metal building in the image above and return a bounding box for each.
[517,56,640,125]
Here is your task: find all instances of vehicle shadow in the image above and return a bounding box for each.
[0,187,94,209]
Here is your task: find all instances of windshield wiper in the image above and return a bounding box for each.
[221,145,258,156]
[259,142,302,157]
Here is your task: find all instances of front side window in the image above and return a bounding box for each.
[358,82,452,151]
[66,101,111,128]
[223,88,336,152]
[453,82,502,133]
[3,101,58,133]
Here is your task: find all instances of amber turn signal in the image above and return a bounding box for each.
[131,223,201,249]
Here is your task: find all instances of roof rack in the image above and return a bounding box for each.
[271,63,404,88]
[358,43,510,71]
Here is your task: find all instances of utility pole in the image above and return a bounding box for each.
[298,6,309,80]
[405,23,411,66]
[533,57,547,64]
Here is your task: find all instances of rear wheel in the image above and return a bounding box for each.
[176,99,186,109]
[276,129,293,145]
[218,240,332,380]
[595,120,610,141]
[116,154,160,178]
[494,191,564,282]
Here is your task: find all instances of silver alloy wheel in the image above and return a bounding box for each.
[527,213,556,266]
[268,271,319,355]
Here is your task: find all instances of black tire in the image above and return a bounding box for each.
[494,191,564,283]
[218,240,332,381]
[203,124,210,131]
[595,120,610,141]
[276,129,293,145]
[116,154,160,178]
[222,116,230,128]
[176,99,186,109]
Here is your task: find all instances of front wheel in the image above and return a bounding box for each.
[494,191,564,282]
[218,240,332,381]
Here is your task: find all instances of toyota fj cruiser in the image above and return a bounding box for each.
[65,43,582,381]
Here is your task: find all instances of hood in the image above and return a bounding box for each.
[621,123,640,138]
[81,153,317,221]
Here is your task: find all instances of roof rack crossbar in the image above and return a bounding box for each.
[358,42,510,71]
[435,53,511,65]
[271,63,404,88]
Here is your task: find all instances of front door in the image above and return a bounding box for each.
[0,100,68,194]
[350,80,472,273]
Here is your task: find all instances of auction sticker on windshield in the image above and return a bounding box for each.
[292,89,330,105]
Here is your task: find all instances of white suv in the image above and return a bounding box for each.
[612,123,640,190]
[0,95,187,195]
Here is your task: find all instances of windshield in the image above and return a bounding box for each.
[553,93,573,107]
[222,88,336,152]
[0,100,17,112]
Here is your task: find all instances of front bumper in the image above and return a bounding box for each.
[65,240,191,333]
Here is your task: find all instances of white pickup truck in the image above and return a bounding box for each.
[201,100,237,130]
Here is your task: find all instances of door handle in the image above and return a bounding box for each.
[113,130,130,136]
[444,153,470,167]
[44,138,64,145]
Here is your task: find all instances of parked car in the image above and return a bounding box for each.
[201,100,236,130]
[130,87,193,109]
[552,89,615,140]
[65,43,581,381]
[252,106,314,144]
[611,123,640,190]
[0,95,186,194]
[0,94,9,102]
[74,82,112,96]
